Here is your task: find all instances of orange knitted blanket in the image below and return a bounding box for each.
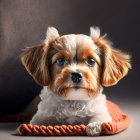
[0,100,130,136]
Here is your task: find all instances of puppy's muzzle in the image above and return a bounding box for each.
[71,72,82,84]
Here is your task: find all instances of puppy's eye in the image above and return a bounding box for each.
[57,57,65,66]
[86,57,95,66]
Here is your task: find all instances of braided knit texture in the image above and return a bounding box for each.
[18,124,86,136]
[0,100,130,136]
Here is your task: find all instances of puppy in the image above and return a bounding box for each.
[21,27,131,136]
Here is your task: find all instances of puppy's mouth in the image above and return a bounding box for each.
[71,86,91,91]
[56,86,97,99]
[60,86,95,92]
[70,86,96,93]
[73,86,81,90]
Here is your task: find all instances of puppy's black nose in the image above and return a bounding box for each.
[71,72,82,83]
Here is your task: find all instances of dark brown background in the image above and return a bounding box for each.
[0,0,140,116]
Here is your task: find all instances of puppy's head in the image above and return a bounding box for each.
[21,27,131,100]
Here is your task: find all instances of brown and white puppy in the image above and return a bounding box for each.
[21,27,131,136]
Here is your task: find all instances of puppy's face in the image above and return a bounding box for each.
[48,35,101,99]
[21,27,131,100]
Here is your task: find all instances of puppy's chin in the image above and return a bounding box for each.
[62,88,92,100]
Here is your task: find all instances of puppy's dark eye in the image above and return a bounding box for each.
[57,57,65,66]
[86,57,95,66]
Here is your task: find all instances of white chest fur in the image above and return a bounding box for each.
[30,86,111,125]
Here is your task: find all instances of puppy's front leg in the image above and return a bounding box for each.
[86,113,112,136]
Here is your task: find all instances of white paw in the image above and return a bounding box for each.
[86,121,103,136]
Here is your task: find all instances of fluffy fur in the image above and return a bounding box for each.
[21,26,131,136]
[30,86,112,126]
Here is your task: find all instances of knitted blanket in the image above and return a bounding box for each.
[0,100,130,136]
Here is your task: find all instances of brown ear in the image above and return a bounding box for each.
[90,26,131,86]
[21,27,60,86]
[21,44,50,86]
[95,38,131,86]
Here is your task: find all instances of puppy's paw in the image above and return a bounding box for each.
[86,121,103,136]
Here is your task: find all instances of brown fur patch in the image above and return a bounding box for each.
[21,43,50,86]
[94,38,131,86]
[54,67,71,97]
[77,45,101,66]
[82,66,100,97]
[51,50,70,64]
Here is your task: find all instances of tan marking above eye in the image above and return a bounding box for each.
[77,46,101,65]
[51,50,70,64]
[82,53,101,66]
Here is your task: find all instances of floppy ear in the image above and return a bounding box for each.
[21,27,59,86]
[90,27,131,86]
